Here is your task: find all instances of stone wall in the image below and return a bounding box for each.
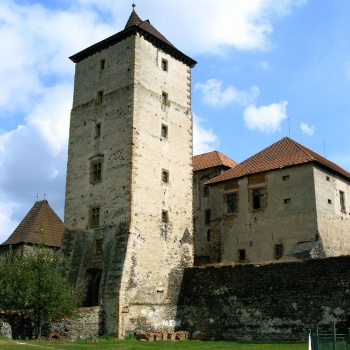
[176,256,350,341]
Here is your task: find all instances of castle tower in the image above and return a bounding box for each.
[62,7,196,337]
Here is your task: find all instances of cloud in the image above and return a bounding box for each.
[300,122,315,136]
[243,101,288,133]
[196,79,259,108]
[193,115,219,155]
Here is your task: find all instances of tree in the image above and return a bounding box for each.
[0,245,78,339]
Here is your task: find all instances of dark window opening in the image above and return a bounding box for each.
[328,199,332,204]
[90,207,100,228]
[284,198,291,204]
[162,170,169,183]
[161,59,168,71]
[227,193,238,213]
[162,210,169,223]
[100,59,106,70]
[274,244,284,259]
[340,191,346,211]
[90,161,102,184]
[252,188,265,210]
[282,175,290,181]
[85,269,102,307]
[204,209,211,225]
[95,123,101,138]
[238,249,246,261]
[206,229,211,242]
[162,92,168,106]
[326,176,330,181]
[203,186,209,197]
[96,90,104,104]
[161,124,168,138]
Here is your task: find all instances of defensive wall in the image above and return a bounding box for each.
[176,256,350,341]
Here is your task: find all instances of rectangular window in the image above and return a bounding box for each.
[162,170,169,183]
[100,59,106,70]
[274,244,284,259]
[238,249,246,261]
[340,191,346,211]
[326,176,330,181]
[95,122,101,138]
[204,209,211,225]
[161,59,168,71]
[161,124,168,138]
[90,160,103,184]
[162,92,168,106]
[284,198,291,204]
[282,175,290,181]
[203,186,209,197]
[162,210,169,223]
[96,90,104,104]
[90,207,100,228]
[252,188,265,210]
[227,193,238,214]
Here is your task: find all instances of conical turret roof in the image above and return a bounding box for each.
[1,200,64,248]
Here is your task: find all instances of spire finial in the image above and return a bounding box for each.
[132,1,136,9]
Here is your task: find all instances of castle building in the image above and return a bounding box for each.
[61,7,196,337]
[205,137,350,263]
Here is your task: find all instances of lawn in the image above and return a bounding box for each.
[0,338,307,350]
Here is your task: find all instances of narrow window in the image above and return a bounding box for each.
[161,124,168,138]
[204,209,211,225]
[162,210,169,223]
[90,207,100,228]
[90,160,103,184]
[161,59,168,71]
[328,199,332,204]
[162,92,168,106]
[238,249,246,261]
[274,244,284,259]
[340,191,346,211]
[203,186,209,197]
[94,239,103,255]
[227,193,238,214]
[100,59,106,70]
[162,170,169,183]
[252,188,265,210]
[282,175,290,181]
[96,90,104,104]
[95,122,101,138]
[206,229,211,242]
[284,198,291,204]
[326,176,330,181]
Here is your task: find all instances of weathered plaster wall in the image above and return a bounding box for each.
[314,165,350,256]
[177,257,350,341]
[209,164,320,263]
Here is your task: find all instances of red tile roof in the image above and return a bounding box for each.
[193,151,237,172]
[207,137,350,184]
[1,200,64,248]
[70,9,197,68]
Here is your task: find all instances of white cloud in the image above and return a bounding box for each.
[300,122,315,136]
[196,79,259,108]
[193,115,219,155]
[243,101,288,133]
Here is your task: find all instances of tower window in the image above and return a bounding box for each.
[162,170,169,183]
[90,207,100,228]
[238,249,246,261]
[96,90,104,105]
[274,244,284,259]
[204,209,211,225]
[161,59,168,71]
[227,193,238,214]
[340,191,346,211]
[162,210,169,223]
[161,124,168,138]
[206,229,211,242]
[100,59,106,70]
[203,186,209,197]
[162,92,168,106]
[90,159,103,184]
[95,122,101,138]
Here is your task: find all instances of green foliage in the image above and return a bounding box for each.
[0,245,78,339]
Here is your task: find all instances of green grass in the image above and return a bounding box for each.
[0,338,307,350]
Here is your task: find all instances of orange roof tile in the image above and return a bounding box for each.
[207,137,350,184]
[1,200,64,248]
[193,151,237,172]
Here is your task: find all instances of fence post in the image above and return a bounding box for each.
[333,322,336,350]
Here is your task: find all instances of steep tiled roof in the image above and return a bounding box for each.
[1,200,64,248]
[193,151,237,172]
[70,9,196,68]
[207,137,350,184]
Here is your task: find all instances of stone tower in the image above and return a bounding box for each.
[62,7,196,337]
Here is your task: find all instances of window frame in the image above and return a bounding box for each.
[251,187,265,210]
[226,192,238,214]
[340,190,346,212]
[161,124,168,139]
[161,91,168,107]
[161,59,168,72]
[90,207,100,228]
[162,210,169,224]
[162,170,169,184]
[90,158,103,184]
[274,244,284,259]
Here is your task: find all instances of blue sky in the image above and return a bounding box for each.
[1,0,350,243]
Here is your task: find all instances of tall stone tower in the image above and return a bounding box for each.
[62,7,196,337]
